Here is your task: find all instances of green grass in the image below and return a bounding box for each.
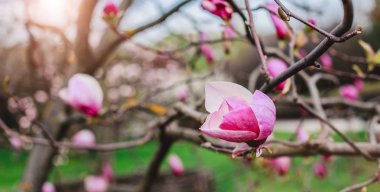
[1,132,379,191]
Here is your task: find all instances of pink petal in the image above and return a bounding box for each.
[267,58,288,90]
[201,0,216,12]
[320,53,332,70]
[84,176,109,192]
[200,128,258,143]
[205,81,253,113]
[60,73,103,116]
[200,44,215,64]
[354,79,364,92]
[266,3,290,40]
[168,154,184,177]
[314,162,328,179]
[72,130,96,147]
[339,85,359,101]
[42,182,56,192]
[220,106,259,135]
[251,90,276,140]
[296,127,309,143]
[270,156,291,176]
[104,0,119,16]
[102,162,113,181]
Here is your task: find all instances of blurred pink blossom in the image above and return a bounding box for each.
[102,162,113,181]
[176,88,189,103]
[9,135,22,150]
[339,85,359,101]
[168,154,184,177]
[34,90,49,103]
[354,79,364,92]
[84,176,109,192]
[199,82,276,149]
[42,182,56,192]
[313,162,328,179]
[269,156,291,176]
[267,58,288,91]
[59,74,103,117]
[266,2,290,40]
[296,127,309,143]
[103,0,119,17]
[223,25,234,39]
[19,116,31,129]
[199,32,215,64]
[201,0,233,21]
[320,53,332,70]
[72,130,96,147]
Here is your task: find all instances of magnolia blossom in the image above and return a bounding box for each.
[42,182,56,192]
[59,73,103,117]
[72,130,96,147]
[267,58,288,91]
[84,176,109,192]
[270,156,291,176]
[305,19,316,33]
[199,33,215,64]
[322,154,333,162]
[168,154,184,177]
[9,135,22,150]
[354,79,364,92]
[314,162,328,179]
[223,25,234,54]
[176,89,189,103]
[199,82,276,149]
[320,53,332,70]
[103,0,119,17]
[102,162,113,181]
[296,127,309,143]
[201,0,233,21]
[339,85,359,101]
[266,2,290,40]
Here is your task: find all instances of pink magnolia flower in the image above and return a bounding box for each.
[168,154,184,177]
[339,85,359,101]
[314,162,328,179]
[322,154,333,162]
[296,127,309,143]
[84,176,109,192]
[72,130,96,147]
[9,135,22,150]
[354,79,364,92]
[59,74,103,117]
[102,162,113,181]
[304,19,316,33]
[201,0,233,21]
[199,82,276,148]
[199,33,215,64]
[320,53,332,70]
[269,156,291,176]
[267,58,288,91]
[177,89,189,103]
[266,2,290,40]
[223,25,234,54]
[223,25,234,39]
[42,182,56,192]
[103,0,119,17]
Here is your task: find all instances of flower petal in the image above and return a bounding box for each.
[220,107,259,135]
[200,129,258,143]
[205,81,252,113]
[251,90,276,140]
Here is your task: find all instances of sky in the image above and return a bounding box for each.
[0,0,376,46]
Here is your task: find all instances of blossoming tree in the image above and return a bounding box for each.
[0,0,380,191]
